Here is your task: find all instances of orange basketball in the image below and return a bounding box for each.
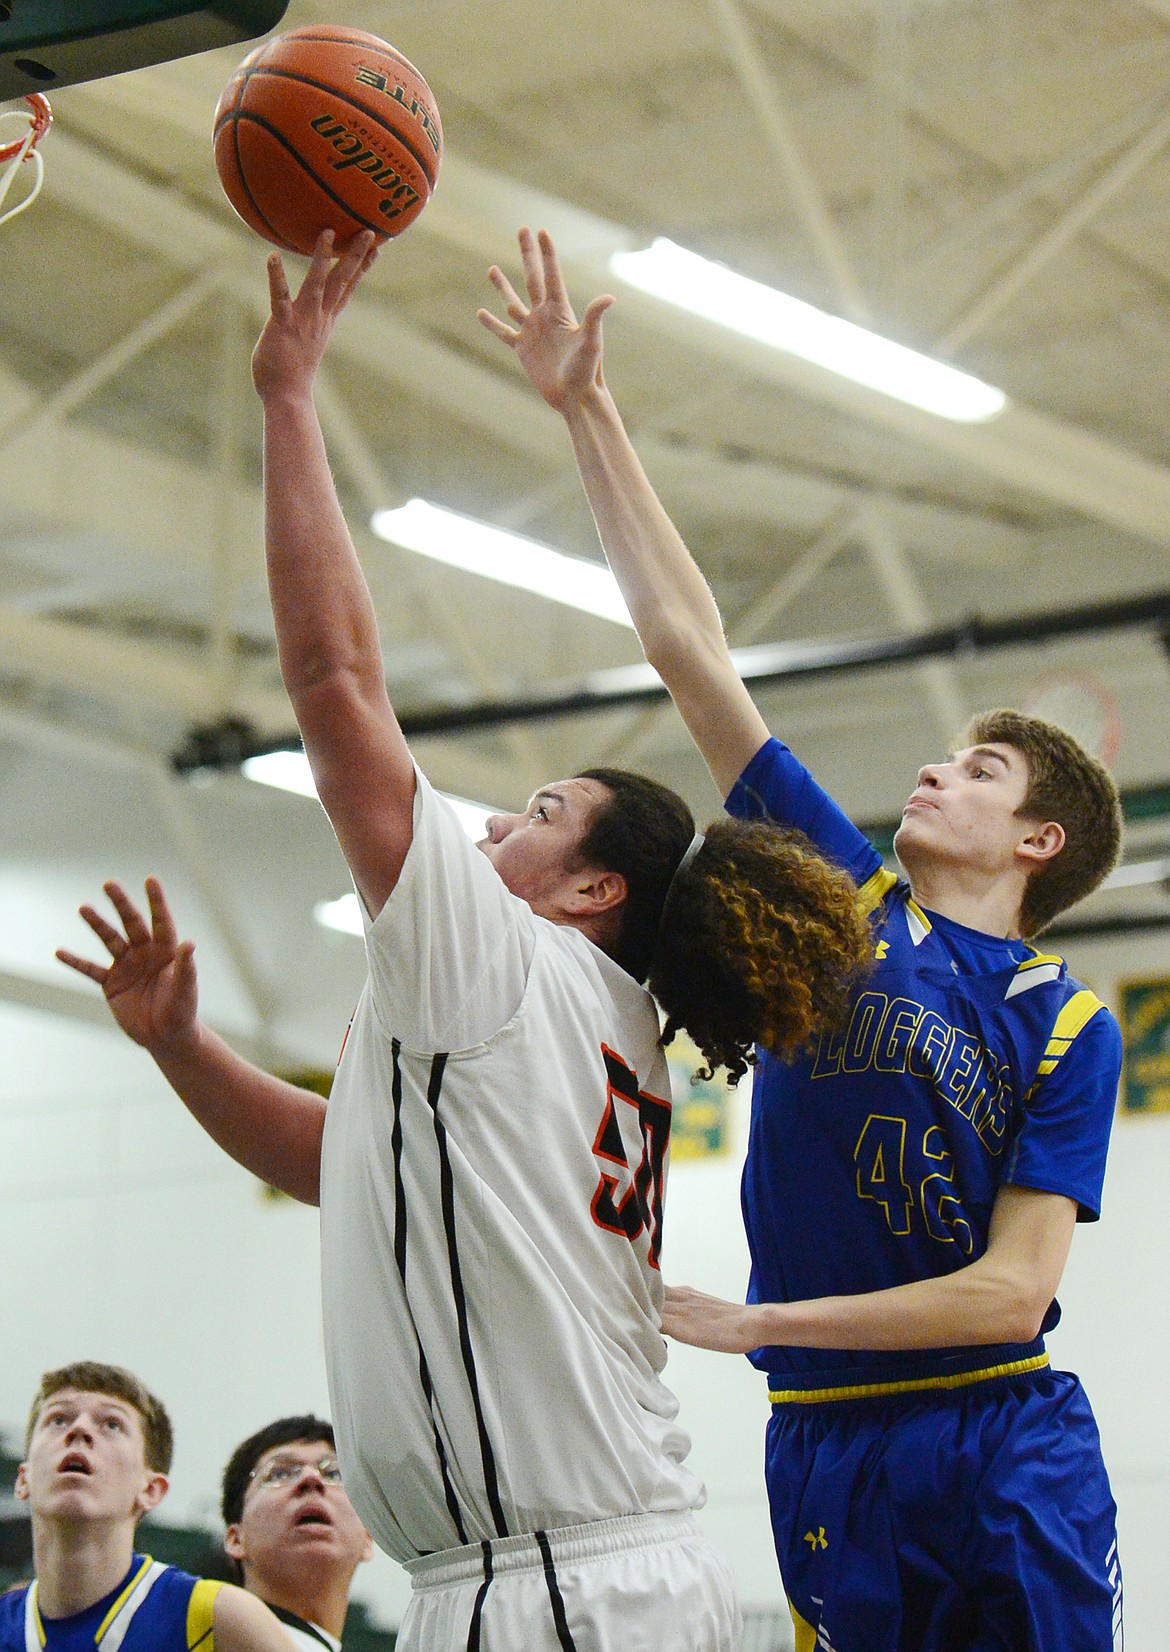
[213,24,441,256]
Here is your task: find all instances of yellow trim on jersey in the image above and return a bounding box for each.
[1051,989,1105,1042]
[856,865,897,917]
[1036,989,1105,1076]
[28,1584,46,1649]
[186,1579,221,1652]
[768,1351,1049,1405]
[93,1555,155,1646]
[789,1600,818,1652]
[1020,951,1064,971]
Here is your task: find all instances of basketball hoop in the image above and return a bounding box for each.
[0,93,51,227]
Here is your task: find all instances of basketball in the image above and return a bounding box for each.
[213,24,441,256]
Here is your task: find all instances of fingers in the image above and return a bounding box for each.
[583,293,615,329]
[488,262,528,323]
[100,880,153,949]
[66,878,166,968]
[55,948,108,987]
[266,251,291,313]
[173,938,199,997]
[75,901,131,960]
[537,228,568,306]
[300,228,336,303]
[518,224,545,307]
[144,876,178,952]
[324,228,378,311]
[476,307,518,346]
[581,293,614,364]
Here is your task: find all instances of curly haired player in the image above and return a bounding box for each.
[58,228,870,1652]
[480,226,1125,1652]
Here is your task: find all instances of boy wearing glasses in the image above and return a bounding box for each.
[1,1362,290,1652]
[221,1417,374,1652]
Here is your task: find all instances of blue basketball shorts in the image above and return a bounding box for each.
[765,1367,1122,1652]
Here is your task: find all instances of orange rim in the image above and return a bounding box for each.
[0,94,52,165]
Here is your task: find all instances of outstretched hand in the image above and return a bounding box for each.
[56,877,199,1055]
[251,227,379,402]
[478,226,614,413]
[661,1284,766,1354]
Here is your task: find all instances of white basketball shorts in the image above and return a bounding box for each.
[397,1509,741,1652]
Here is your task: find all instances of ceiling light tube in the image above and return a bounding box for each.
[369,498,633,628]
[242,750,497,840]
[609,238,1007,424]
[1101,856,1170,889]
[315,893,364,936]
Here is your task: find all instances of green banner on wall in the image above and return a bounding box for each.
[665,1033,735,1159]
[1120,977,1170,1115]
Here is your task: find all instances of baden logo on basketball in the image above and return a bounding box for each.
[308,115,421,219]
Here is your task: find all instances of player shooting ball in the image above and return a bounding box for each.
[59,228,871,1652]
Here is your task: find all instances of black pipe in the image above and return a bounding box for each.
[171,586,1170,770]
[1044,909,1170,942]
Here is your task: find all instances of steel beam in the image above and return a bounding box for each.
[936,101,1170,355]
[706,0,870,321]
[34,123,1170,549]
[172,590,1170,757]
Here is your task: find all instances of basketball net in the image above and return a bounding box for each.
[0,94,52,228]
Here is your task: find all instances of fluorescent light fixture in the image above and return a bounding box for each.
[241,750,319,798]
[1102,856,1170,890]
[315,893,364,937]
[243,749,496,841]
[369,498,633,628]
[609,238,1007,424]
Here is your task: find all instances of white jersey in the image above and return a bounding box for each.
[319,770,704,1563]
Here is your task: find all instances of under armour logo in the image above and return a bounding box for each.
[875,941,889,960]
[804,1526,828,1551]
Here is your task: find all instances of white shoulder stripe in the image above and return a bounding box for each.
[98,1560,167,1652]
[905,902,931,947]
[24,1588,39,1652]
[1005,962,1063,998]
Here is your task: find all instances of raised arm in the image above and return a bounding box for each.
[662,1183,1077,1354]
[253,228,415,916]
[57,879,325,1204]
[479,227,769,799]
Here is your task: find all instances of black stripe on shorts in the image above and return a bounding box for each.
[535,1529,579,1651]
[465,1539,494,1652]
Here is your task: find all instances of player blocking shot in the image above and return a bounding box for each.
[477,227,1126,1652]
[58,228,874,1652]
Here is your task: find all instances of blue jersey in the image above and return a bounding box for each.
[728,737,1121,1392]
[0,1556,220,1652]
